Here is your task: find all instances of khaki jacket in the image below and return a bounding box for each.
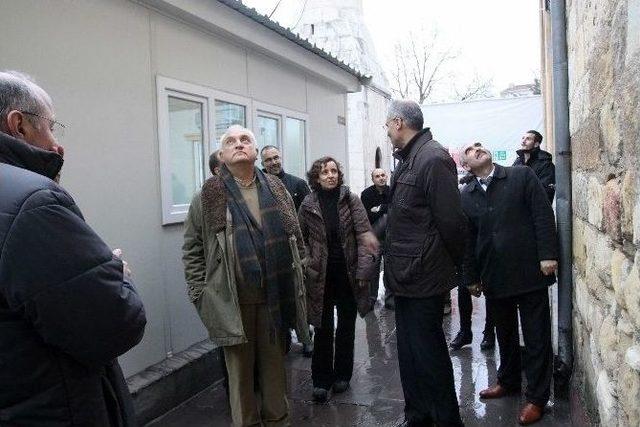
[182,175,310,347]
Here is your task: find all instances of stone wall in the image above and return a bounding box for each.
[567,0,640,425]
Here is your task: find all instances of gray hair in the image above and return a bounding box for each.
[0,70,51,130]
[219,124,256,146]
[387,99,424,131]
[260,145,279,156]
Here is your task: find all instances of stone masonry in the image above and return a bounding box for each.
[567,0,640,425]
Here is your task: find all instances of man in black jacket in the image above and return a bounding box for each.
[360,168,394,309]
[384,100,466,427]
[261,145,310,211]
[512,130,555,202]
[0,70,146,426]
[460,142,558,426]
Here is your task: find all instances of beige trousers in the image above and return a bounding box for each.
[223,304,289,427]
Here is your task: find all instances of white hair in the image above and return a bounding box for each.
[387,99,424,131]
[0,70,52,130]
[219,124,256,146]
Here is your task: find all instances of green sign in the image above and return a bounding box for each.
[493,150,507,161]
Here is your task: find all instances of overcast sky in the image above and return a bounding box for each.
[241,0,542,99]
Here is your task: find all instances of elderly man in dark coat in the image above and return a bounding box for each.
[384,100,467,427]
[459,142,558,426]
[0,71,146,426]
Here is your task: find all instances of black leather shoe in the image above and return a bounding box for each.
[480,333,495,350]
[450,330,472,350]
[312,387,328,403]
[333,380,349,394]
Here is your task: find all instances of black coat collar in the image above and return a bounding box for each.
[393,128,433,162]
[466,164,506,193]
[0,131,63,180]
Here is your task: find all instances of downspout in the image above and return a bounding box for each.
[550,0,573,393]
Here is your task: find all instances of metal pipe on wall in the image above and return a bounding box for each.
[550,0,573,392]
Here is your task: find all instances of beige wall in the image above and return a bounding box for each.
[1,0,351,377]
[544,0,640,425]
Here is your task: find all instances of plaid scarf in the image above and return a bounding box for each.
[219,166,296,336]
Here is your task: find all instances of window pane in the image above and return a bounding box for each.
[215,101,245,142]
[257,115,279,152]
[169,96,204,206]
[284,117,305,178]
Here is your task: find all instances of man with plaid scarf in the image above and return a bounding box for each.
[183,125,308,426]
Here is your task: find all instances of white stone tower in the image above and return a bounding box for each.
[294,0,392,193]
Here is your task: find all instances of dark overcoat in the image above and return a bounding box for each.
[384,129,467,298]
[460,164,558,299]
[298,186,376,326]
[513,147,556,202]
[0,132,146,426]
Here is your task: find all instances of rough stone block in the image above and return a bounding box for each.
[604,178,623,242]
[616,314,635,356]
[626,345,640,372]
[619,364,640,427]
[585,226,613,291]
[627,0,640,60]
[574,275,592,327]
[600,98,622,166]
[623,253,640,330]
[588,176,604,229]
[611,249,632,309]
[619,345,640,427]
[621,170,637,242]
[599,315,620,373]
[574,218,588,277]
[596,370,619,426]
[572,115,603,172]
[573,172,590,221]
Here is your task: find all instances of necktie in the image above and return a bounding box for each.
[479,176,492,187]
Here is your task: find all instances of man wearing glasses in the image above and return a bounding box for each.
[384,100,467,427]
[0,70,146,426]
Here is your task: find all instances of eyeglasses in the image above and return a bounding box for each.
[382,117,401,130]
[20,111,66,138]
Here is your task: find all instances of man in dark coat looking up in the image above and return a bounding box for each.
[512,130,555,202]
[459,142,558,426]
[0,71,146,426]
[261,145,310,211]
[384,99,467,427]
[360,168,394,310]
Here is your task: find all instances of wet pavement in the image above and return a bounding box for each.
[148,288,572,426]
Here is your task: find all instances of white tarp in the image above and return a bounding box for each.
[421,95,544,167]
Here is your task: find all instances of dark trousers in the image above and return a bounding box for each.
[489,288,553,407]
[312,264,358,389]
[457,285,494,335]
[395,295,463,427]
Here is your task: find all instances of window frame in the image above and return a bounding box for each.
[252,101,309,178]
[157,76,251,224]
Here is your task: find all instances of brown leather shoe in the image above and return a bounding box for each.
[518,403,544,425]
[479,384,519,399]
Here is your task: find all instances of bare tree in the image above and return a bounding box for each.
[453,74,494,101]
[390,28,457,104]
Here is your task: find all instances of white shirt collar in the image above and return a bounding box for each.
[476,165,496,188]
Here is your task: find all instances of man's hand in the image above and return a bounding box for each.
[540,260,558,276]
[361,231,380,255]
[113,248,132,280]
[371,205,381,213]
[467,282,483,297]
